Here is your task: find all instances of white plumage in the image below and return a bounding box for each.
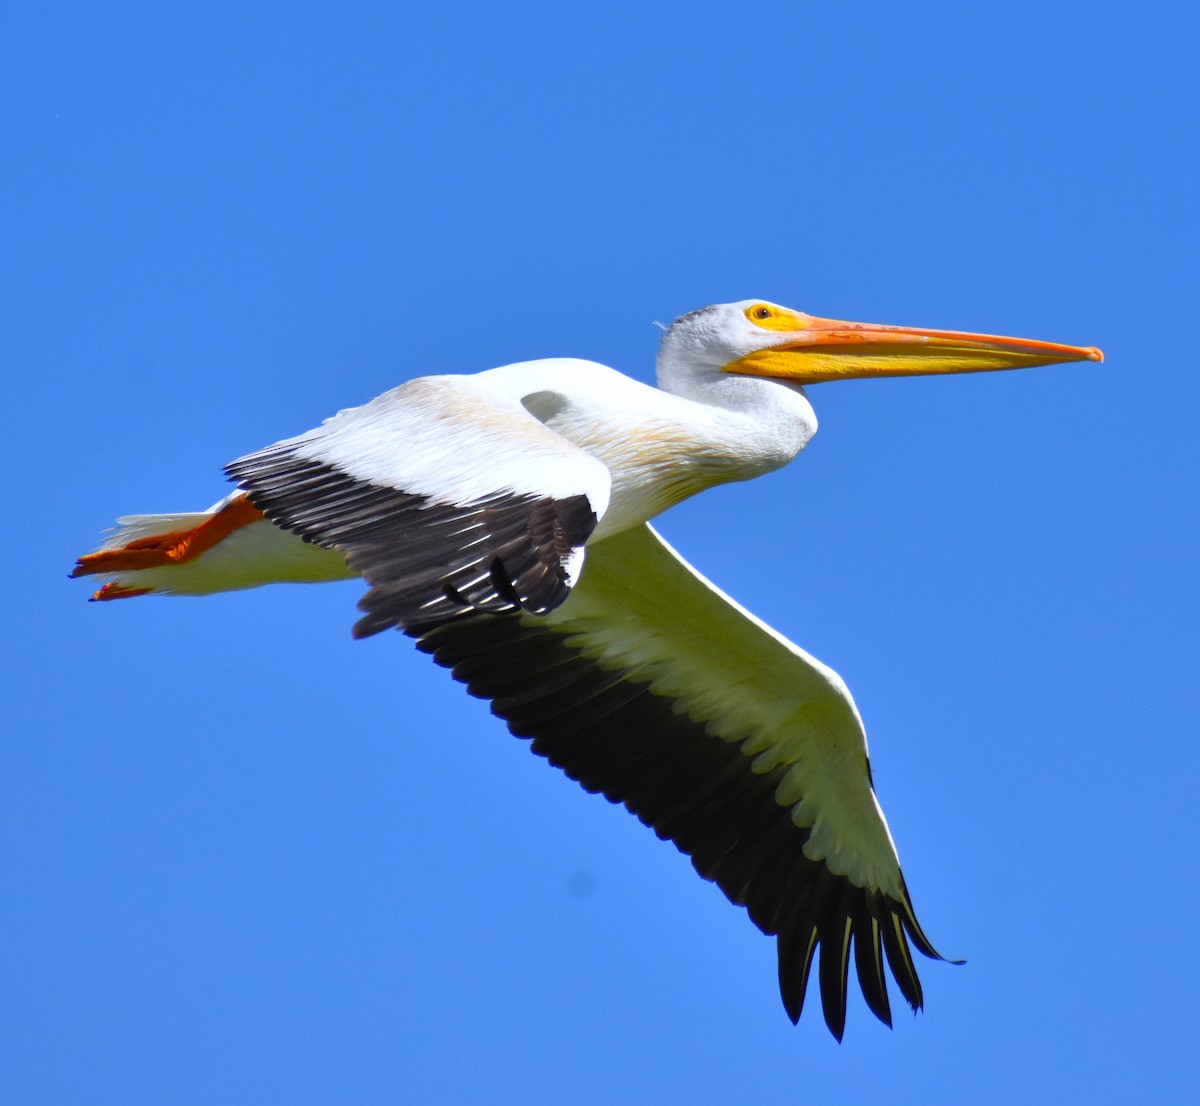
[73,299,1100,1037]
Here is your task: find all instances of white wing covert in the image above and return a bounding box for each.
[415,523,947,1039]
[226,375,612,636]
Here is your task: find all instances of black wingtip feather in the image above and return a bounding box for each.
[778,924,819,1026]
[853,909,893,1028]
[413,613,946,1040]
[817,886,855,1042]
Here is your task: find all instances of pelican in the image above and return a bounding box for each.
[72,300,1101,1038]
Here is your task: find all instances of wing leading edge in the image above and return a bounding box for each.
[415,523,948,1039]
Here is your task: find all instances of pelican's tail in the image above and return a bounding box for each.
[71,492,356,600]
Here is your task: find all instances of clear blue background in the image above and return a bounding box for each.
[4,2,1196,1102]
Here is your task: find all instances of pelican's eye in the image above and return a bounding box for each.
[744,302,807,332]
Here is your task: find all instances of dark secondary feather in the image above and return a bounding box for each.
[228,438,945,1035]
[225,448,597,637]
[414,613,947,1040]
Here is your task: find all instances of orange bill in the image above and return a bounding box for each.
[727,305,1102,384]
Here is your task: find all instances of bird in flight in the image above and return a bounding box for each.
[72,300,1101,1038]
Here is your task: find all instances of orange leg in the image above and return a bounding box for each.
[89,583,154,602]
[72,494,266,584]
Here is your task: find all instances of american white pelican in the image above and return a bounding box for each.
[72,300,1101,1038]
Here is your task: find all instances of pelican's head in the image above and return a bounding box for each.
[657,299,1102,393]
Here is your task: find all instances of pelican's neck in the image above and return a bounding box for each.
[656,347,818,477]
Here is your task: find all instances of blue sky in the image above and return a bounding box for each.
[4,1,1197,1102]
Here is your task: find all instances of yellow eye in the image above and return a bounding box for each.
[744,302,808,332]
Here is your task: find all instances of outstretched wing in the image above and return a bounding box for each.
[415,522,949,1039]
[226,375,612,636]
